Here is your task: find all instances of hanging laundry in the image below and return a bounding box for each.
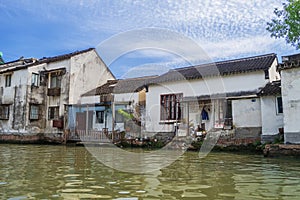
[201,107,209,120]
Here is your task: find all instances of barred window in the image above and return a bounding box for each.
[48,106,59,120]
[30,105,39,120]
[0,105,10,120]
[160,93,183,121]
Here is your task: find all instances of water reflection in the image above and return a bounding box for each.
[0,144,300,199]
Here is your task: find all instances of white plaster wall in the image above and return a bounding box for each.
[146,71,267,132]
[232,98,261,128]
[261,96,283,135]
[268,59,280,82]
[81,95,100,104]
[69,50,115,105]
[114,92,139,104]
[281,68,300,133]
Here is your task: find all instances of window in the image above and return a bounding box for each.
[96,111,104,123]
[5,74,11,87]
[276,97,283,114]
[48,106,59,120]
[160,93,183,121]
[31,73,39,87]
[29,105,39,120]
[0,105,10,120]
[49,73,62,88]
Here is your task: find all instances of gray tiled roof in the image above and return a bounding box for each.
[82,75,158,96]
[277,59,300,71]
[150,53,276,84]
[257,81,281,96]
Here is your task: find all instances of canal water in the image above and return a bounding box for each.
[0,144,300,200]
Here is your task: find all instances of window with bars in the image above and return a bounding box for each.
[0,104,10,120]
[48,106,59,120]
[160,93,183,121]
[29,104,39,120]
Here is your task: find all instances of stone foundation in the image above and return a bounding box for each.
[0,133,64,144]
[264,144,300,157]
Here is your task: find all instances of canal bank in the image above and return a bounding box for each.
[1,132,300,157]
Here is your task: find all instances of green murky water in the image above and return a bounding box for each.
[0,144,300,199]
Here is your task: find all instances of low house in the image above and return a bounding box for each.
[73,76,157,140]
[145,54,279,140]
[278,53,300,144]
[257,80,283,143]
[0,48,114,139]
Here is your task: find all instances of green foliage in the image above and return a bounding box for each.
[266,0,300,49]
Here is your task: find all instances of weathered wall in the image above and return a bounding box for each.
[0,69,28,133]
[281,67,300,144]
[69,50,115,105]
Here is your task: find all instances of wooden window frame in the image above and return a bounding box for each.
[160,93,183,121]
[48,106,59,120]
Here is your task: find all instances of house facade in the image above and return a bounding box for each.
[76,76,156,138]
[0,48,114,138]
[278,53,300,144]
[145,54,279,139]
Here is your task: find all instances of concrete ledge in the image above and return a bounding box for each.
[0,134,63,144]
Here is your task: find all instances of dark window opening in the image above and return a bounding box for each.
[48,106,59,120]
[96,111,104,124]
[277,97,283,114]
[5,74,11,87]
[29,104,39,120]
[0,104,10,120]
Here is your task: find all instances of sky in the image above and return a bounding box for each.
[0,0,299,78]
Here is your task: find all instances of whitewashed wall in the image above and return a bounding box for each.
[232,98,261,128]
[281,67,300,143]
[260,96,283,135]
[146,71,267,132]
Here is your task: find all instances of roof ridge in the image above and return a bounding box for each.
[39,47,95,61]
[174,53,276,71]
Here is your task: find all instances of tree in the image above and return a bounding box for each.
[266,0,300,49]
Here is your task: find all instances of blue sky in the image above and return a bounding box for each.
[0,0,299,78]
